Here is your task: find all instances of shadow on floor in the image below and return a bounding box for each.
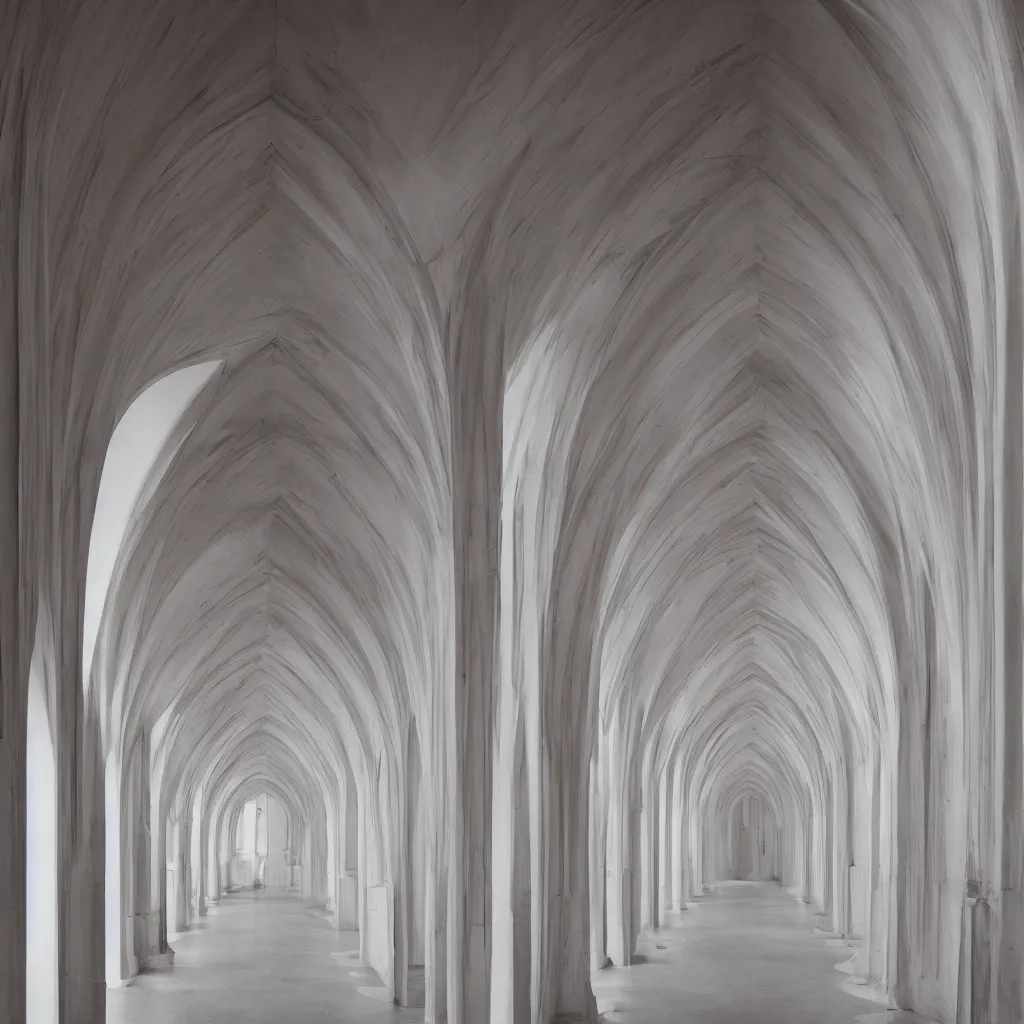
[107,889,420,1024]
[592,880,877,1024]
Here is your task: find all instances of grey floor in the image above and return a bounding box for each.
[593,881,889,1024]
[105,890,421,1024]
[107,882,896,1023]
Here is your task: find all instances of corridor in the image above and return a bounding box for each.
[106,891,421,1024]
[593,882,880,1024]
[106,884,883,1024]
[5,2,1024,1023]
[105,882,913,1024]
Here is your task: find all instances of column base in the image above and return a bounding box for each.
[840,975,892,1005]
[139,949,175,971]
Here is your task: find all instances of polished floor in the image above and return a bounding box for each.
[593,881,903,1024]
[107,882,913,1023]
[106,890,421,1024]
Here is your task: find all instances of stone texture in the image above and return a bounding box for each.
[1,2,1023,1023]
[591,881,883,1024]
[106,890,422,1024]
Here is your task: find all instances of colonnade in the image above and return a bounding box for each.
[3,3,1024,1024]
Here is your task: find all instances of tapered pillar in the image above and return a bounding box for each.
[191,791,206,917]
[670,759,690,909]
[605,717,638,966]
[130,733,154,971]
[60,703,105,1024]
[169,817,188,934]
[0,17,32,1017]
[204,793,220,907]
[638,754,660,932]
[338,763,359,929]
[657,762,672,916]
[588,742,609,972]
[219,810,233,898]
[104,751,125,986]
[529,656,599,1023]
[442,276,502,1024]
[148,783,170,962]
[56,516,106,1024]
[830,764,850,936]
[301,823,313,902]
[423,829,447,1024]
[489,691,524,1024]
[802,813,814,903]
[992,231,1024,1024]
[0,385,27,1023]
[395,726,421,1007]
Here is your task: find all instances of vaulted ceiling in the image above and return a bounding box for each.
[21,0,1009,875]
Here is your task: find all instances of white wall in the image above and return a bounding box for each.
[26,642,57,1024]
[230,793,290,888]
[729,796,777,882]
[265,795,290,888]
[84,361,219,696]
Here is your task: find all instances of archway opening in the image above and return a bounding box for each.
[230,793,290,891]
[88,362,221,990]
[727,794,778,883]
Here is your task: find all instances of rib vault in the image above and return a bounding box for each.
[2,3,1023,1023]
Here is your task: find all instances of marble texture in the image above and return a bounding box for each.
[0,2,1022,1023]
